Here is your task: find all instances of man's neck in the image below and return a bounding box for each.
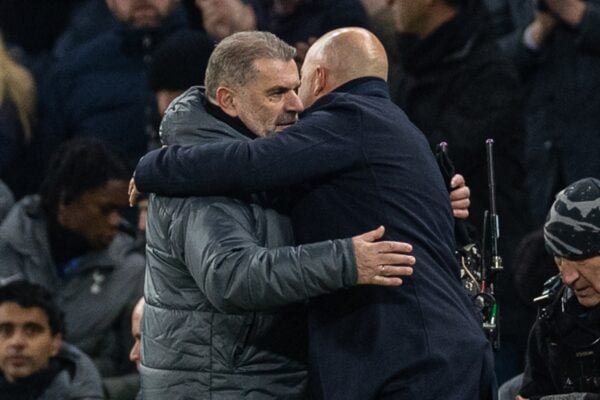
[47,218,92,270]
[204,98,257,140]
[0,359,60,399]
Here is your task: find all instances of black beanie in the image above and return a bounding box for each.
[149,30,215,92]
[544,177,600,260]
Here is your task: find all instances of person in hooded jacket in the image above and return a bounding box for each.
[0,279,103,400]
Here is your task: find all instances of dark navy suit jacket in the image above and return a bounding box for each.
[136,78,496,400]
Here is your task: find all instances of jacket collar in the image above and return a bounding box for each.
[305,77,389,114]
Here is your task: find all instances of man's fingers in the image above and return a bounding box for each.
[371,276,403,286]
[376,254,416,267]
[379,265,413,277]
[128,178,135,196]
[450,173,465,189]
[370,240,412,254]
[453,209,469,219]
[449,186,470,201]
[353,226,385,243]
[128,178,140,207]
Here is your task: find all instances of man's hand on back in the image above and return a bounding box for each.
[352,226,415,286]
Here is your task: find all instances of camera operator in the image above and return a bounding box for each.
[517,177,600,400]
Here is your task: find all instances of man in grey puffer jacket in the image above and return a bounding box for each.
[139,32,419,399]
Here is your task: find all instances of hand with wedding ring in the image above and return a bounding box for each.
[352,226,415,286]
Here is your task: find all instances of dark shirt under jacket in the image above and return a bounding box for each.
[135,77,496,400]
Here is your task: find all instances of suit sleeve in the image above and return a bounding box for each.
[135,107,363,196]
[181,203,357,314]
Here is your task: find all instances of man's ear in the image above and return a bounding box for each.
[313,66,327,98]
[215,86,239,118]
[51,334,62,358]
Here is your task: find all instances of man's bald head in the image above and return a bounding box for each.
[298,28,388,108]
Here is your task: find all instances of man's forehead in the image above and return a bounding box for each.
[251,58,300,89]
[0,303,50,326]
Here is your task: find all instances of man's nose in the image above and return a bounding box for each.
[560,262,580,286]
[285,91,304,113]
[7,330,26,348]
[130,341,140,363]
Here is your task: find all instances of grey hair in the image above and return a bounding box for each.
[204,31,296,100]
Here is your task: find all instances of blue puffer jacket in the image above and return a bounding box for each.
[36,7,188,172]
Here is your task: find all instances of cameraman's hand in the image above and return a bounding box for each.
[449,174,470,219]
[545,0,587,27]
[352,226,415,286]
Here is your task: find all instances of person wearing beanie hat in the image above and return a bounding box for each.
[514,177,600,400]
[544,177,600,263]
[148,30,215,115]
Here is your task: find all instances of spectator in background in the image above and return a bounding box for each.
[128,298,143,372]
[0,34,36,199]
[53,0,119,58]
[0,279,103,400]
[148,29,214,116]
[390,0,530,382]
[195,0,258,40]
[35,0,188,185]
[0,139,144,399]
[480,0,533,52]
[195,0,370,64]
[512,0,600,228]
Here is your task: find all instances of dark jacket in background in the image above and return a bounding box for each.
[141,87,358,399]
[135,78,496,400]
[34,7,188,176]
[255,0,369,45]
[0,195,144,378]
[0,343,104,400]
[396,9,529,248]
[513,0,600,226]
[0,99,29,197]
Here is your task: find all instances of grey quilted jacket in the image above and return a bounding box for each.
[140,87,358,399]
